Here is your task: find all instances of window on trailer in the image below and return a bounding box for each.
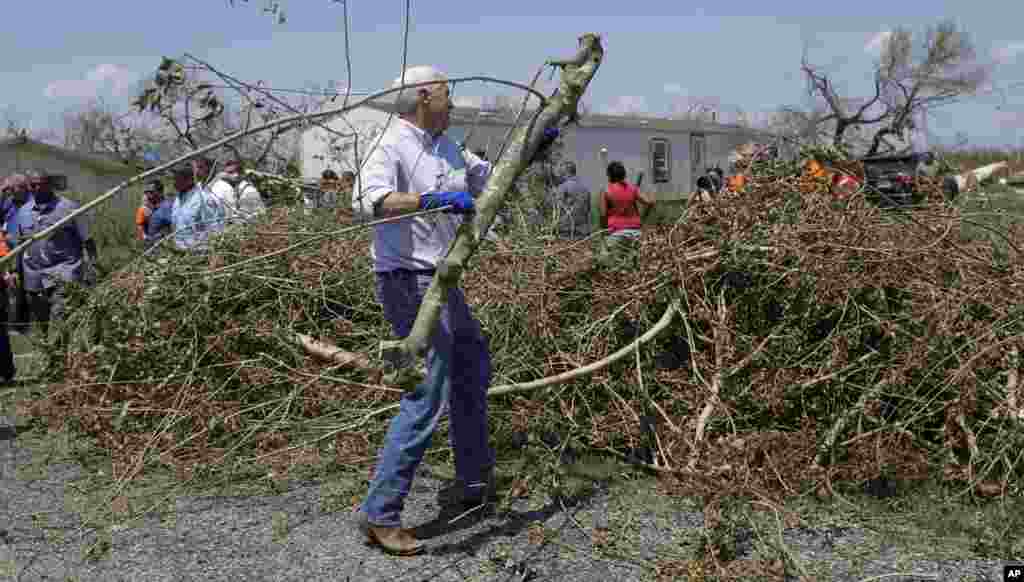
[650,138,671,183]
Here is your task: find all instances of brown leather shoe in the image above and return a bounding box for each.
[357,515,424,556]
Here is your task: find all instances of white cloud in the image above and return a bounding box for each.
[993,42,1024,64]
[663,83,685,95]
[599,95,649,116]
[43,64,135,99]
[864,30,892,54]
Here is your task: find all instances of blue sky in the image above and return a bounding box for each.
[2,0,1022,148]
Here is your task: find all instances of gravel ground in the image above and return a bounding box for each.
[0,415,1015,582]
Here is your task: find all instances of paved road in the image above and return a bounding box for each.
[0,414,1012,582]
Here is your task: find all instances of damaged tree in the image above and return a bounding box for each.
[801,19,990,155]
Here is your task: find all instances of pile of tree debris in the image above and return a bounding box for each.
[29,144,1024,504]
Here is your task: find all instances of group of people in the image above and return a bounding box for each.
[0,170,98,382]
[0,157,268,384]
[134,156,267,251]
[539,159,655,265]
[350,64,657,556]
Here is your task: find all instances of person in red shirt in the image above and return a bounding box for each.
[598,160,654,267]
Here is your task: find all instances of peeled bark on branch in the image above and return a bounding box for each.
[295,333,378,373]
[378,33,605,385]
[298,302,679,398]
[299,300,676,413]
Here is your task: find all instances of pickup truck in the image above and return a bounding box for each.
[860,152,958,207]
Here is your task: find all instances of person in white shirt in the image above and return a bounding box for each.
[354,65,494,557]
[170,164,226,252]
[208,158,267,225]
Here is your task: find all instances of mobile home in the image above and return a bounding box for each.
[300,101,773,200]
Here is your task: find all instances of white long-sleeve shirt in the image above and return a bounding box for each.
[354,117,491,272]
[209,177,267,225]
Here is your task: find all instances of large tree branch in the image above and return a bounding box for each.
[297,298,679,397]
[802,61,845,118]
[377,34,605,386]
[0,75,549,269]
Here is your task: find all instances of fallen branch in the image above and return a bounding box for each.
[488,298,676,396]
[294,333,378,373]
[0,75,548,269]
[297,299,680,398]
[637,342,673,469]
[991,346,1023,421]
[813,356,884,468]
[275,298,680,467]
[688,289,727,471]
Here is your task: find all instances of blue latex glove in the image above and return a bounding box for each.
[419,190,475,214]
[530,127,561,164]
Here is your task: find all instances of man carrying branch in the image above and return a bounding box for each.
[352,65,494,556]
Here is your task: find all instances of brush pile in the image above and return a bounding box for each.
[29,149,1024,501]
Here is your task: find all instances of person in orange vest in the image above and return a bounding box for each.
[0,177,12,257]
[805,159,829,180]
[0,177,18,380]
[726,173,747,193]
[135,180,173,248]
[0,267,16,383]
[1,174,32,334]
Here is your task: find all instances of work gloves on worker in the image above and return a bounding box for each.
[419,190,475,214]
[418,126,562,215]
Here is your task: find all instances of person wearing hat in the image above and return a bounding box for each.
[170,164,225,252]
[135,180,174,247]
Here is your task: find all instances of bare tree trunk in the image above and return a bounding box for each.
[378,34,605,385]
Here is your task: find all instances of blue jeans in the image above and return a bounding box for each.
[361,270,494,527]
